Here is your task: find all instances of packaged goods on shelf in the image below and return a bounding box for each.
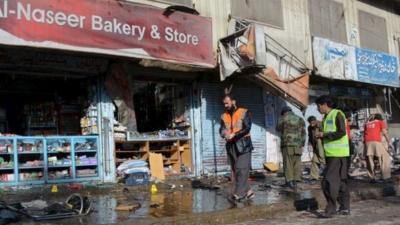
[75,141,97,151]
[48,156,71,166]
[80,104,99,135]
[113,123,127,141]
[19,172,43,181]
[20,160,43,167]
[76,155,97,165]
[126,129,189,141]
[47,140,71,152]
[0,173,14,182]
[76,169,96,177]
[48,169,70,179]
[0,157,13,168]
[0,141,13,153]
[17,140,43,153]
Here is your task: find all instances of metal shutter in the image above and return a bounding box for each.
[199,81,266,174]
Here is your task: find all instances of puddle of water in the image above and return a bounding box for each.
[11,181,295,225]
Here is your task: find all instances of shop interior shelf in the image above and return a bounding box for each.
[0,167,14,170]
[48,151,71,154]
[18,152,43,154]
[19,166,44,169]
[0,135,100,187]
[48,165,71,168]
[77,174,97,178]
[115,150,147,153]
[150,149,177,153]
[75,150,97,153]
[76,164,98,167]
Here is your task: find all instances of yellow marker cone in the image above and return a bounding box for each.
[150,184,158,194]
[51,185,58,193]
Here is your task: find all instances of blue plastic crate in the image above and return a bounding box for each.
[125,172,149,186]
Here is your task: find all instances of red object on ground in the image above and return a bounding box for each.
[67,183,83,190]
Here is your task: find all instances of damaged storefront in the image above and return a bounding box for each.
[0,0,214,185]
[205,20,311,173]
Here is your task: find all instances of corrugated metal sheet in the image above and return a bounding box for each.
[200,81,266,174]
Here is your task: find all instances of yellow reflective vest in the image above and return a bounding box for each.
[322,109,350,157]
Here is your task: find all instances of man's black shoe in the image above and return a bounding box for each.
[318,212,333,219]
[288,181,297,190]
[337,209,350,215]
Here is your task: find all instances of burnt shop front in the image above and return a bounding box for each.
[0,0,214,186]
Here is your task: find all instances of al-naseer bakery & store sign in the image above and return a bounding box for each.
[0,0,215,68]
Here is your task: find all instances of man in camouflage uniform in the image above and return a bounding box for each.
[276,106,306,189]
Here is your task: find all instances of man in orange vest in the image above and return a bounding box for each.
[220,94,254,201]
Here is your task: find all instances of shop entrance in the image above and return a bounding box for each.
[0,75,89,136]
[0,47,108,185]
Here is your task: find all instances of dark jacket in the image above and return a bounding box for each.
[219,108,253,154]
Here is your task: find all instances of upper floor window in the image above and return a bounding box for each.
[358,10,388,52]
[231,0,284,29]
[309,0,347,43]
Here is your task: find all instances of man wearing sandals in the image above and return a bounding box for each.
[220,94,254,201]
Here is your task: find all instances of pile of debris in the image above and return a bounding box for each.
[0,194,92,224]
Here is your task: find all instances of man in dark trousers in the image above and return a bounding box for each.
[315,95,350,218]
[220,94,254,201]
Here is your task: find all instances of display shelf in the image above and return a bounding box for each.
[115,137,192,175]
[0,167,14,171]
[47,165,71,168]
[0,135,100,186]
[76,164,98,167]
[75,150,97,153]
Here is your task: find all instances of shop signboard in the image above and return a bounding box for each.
[0,0,214,68]
[313,37,400,87]
[355,48,398,87]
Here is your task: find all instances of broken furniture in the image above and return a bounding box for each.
[115,138,192,176]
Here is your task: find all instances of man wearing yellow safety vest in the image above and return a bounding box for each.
[315,95,350,218]
[220,93,254,201]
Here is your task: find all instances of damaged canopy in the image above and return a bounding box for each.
[218,23,310,109]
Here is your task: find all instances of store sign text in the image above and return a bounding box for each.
[0,1,200,45]
[0,0,214,67]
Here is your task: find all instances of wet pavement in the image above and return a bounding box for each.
[1,176,288,225]
[0,175,395,225]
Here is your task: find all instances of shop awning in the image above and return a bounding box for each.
[218,22,310,109]
[0,0,215,69]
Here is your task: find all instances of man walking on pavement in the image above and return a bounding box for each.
[220,93,254,201]
[307,116,325,182]
[276,106,306,190]
[364,113,392,183]
[315,95,350,218]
